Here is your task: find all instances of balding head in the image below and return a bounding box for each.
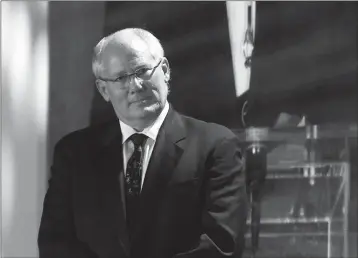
[92,28,164,79]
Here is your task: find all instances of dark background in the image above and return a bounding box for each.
[48,1,357,145]
[86,2,358,128]
[247,2,358,127]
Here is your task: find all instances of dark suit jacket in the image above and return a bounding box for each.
[38,106,248,258]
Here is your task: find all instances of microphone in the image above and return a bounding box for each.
[245,128,268,257]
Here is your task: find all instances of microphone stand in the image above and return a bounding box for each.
[245,128,268,258]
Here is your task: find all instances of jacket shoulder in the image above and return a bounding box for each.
[54,120,116,152]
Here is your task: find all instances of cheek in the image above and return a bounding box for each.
[157,83,168,98]
[107,88,128,106]
[148,80,167,98]
[108,86,123,98]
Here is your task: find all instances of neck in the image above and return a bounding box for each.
[132,122,151,132]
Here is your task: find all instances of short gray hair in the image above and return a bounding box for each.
[92,28,165,78]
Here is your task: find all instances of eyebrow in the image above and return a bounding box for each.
[119,64,150,76]
[111,58,156,78]
[133,64,150,70]
[112,70,128,78]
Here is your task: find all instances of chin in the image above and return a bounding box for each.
[129,102,160,119]
[143,102,161,113]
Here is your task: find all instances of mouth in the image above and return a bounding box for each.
[131,97,152,104]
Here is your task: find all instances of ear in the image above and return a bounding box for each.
[95,79,110,102]
[161,57,171,82]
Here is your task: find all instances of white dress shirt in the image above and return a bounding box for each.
[119,101,169,189]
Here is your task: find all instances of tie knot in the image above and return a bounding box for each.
[129,133,147,148]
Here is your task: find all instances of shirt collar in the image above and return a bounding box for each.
[119,101,170,144]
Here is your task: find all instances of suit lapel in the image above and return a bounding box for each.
[132,107,186,243]
[96,121,130,255]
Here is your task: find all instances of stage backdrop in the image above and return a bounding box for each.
[247,2,357,126]
[89,2,357,129]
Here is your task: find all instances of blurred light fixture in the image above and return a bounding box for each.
[242,1,255,68]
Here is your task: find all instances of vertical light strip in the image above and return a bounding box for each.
[1,2,49,257]
[226,1,256,97]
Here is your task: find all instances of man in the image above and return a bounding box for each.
[38,28,247,258]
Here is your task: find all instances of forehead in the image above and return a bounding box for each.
[100,38,154,76]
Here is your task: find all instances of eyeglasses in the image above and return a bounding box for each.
[98,58,163,87]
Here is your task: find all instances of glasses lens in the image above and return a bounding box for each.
[138,69,153,80]
[140,60,161,80]
[118,77,128,84]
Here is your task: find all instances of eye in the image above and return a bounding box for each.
[114,75,128,82]
[136,68,151,76]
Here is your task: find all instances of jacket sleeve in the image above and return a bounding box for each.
[174,134,248,258]
[38,139,97,258]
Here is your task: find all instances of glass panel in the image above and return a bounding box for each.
[233,124,356,258]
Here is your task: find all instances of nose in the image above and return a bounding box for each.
[128,75,145,93]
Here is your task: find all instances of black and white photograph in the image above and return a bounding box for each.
[1,1,357,258]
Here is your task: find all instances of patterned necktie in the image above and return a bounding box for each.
[125,133,147,238]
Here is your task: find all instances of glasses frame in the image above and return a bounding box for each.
[98,58,163,84]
